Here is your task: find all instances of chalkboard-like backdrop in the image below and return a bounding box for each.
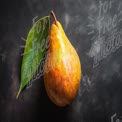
[0,0,122,122]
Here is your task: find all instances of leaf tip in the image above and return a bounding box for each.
[16,88,21,99]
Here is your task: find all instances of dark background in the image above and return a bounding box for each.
[0,0,122,122]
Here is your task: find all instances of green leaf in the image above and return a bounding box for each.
[16,16,50,98]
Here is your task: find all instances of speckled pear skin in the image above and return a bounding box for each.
[44,20,82,107]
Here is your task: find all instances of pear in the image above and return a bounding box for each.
[44,11,82,107]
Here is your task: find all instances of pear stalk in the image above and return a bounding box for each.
[51,11,57,26]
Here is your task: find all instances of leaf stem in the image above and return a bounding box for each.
[50,10,57,26]
[16,87,21,99]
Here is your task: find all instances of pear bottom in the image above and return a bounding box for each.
[44,67,81,107]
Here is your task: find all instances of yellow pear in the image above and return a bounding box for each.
[44,11,82,107]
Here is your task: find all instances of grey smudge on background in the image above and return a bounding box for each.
[78,75,92,97]
[7,48,20,98]
[64,13,70,29]
[89,1,98,12]
[87,40,101,57]
[0,51,7,63]
[112,61,120,73]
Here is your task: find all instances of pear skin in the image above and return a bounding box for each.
[44,11,81,107]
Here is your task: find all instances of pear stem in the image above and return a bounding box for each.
[51,10,57,26]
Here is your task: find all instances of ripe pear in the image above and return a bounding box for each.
[44,11,81,107]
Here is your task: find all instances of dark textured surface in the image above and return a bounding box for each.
[0,0,122,122]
